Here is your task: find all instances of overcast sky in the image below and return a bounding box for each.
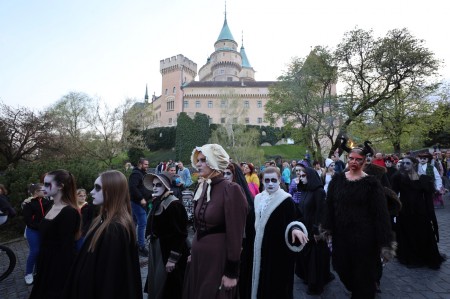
[1,0,449,111]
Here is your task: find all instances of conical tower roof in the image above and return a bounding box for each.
[216,17,235,42]
[240,36,251,68]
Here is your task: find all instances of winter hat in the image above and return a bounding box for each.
[191,144,230,171]
[325,158,334,168]
[143,172,172,191]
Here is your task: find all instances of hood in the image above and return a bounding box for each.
[298,166,323,191]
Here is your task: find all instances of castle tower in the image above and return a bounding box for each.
[239,33,255,81]
[160,54,197,126]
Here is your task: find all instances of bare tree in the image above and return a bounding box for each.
[0,102,54,168]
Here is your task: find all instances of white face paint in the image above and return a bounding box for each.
[299,171,308,185]
[43,175,58,197]
[400,158,413,172]
[152,178,166,197]
[418,157,428,165]
[385,160,393,168]
[223,169,234,182]
[90,176,104,206]
[263,173,280,194]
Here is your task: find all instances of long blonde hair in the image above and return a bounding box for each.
[86,170,136,252]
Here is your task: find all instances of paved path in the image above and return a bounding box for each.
[1,203,450,299]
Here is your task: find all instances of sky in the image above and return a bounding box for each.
[1,0,449,111]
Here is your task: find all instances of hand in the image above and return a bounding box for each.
[292,229,309,244]
[220,275,237,291]
[313,234,321,242]
[166,261,175,273]
[140,199,146,207]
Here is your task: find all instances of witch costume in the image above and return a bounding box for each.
[294,167,334,295]
[143,172,189,299]
[324,173,392,299]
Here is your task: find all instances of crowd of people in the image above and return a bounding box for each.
[1,143,449,299]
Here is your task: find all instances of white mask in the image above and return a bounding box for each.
[43,175,58,197]
[299,171,308,185]
[263,173,280,194]
[91,176,104,205]
[418,157,428,165]
[152,178,166,197]
[223,169,234,182]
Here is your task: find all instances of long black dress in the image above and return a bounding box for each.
[29,205,80,299]
[145,194,189,299]
[391,173,445,269]
[62,221,143,299]
[324,173,392,299]
[295,167,333,294]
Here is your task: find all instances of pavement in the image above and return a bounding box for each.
[1,201,450,299]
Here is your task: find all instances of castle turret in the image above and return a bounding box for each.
[239,34,255,81]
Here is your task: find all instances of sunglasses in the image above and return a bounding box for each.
[153,183,163,188]
[299,174,307,178]
[44,182,52,187]
[264,178,278,183]
[94,184,102,192]
[223,171,232,176]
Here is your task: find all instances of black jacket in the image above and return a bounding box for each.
[128,167,152,204]
[22,197,53,230]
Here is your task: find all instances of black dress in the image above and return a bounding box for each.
[325,173,392,299]
[62,221,143,299]
[392,173,445,269]
[144,194,189,299]
[29,205,80,299]
[295,167,333,294]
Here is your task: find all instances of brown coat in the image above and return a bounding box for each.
[184,175,248,299]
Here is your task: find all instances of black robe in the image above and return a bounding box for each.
[253,188,304,299]
[324,173,392,299]
[62,221,143,299]
[391,172,445,269]
[295,167,332,293]
[30,206,80,299]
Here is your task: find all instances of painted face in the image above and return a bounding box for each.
[328,163,335,171]
[263,173,280,194]
[90,176,104,206]
[385,160,393,167]
[418,157,428,165]
[348,153,365,171]
[399,158,413,172]
[223,169,233,182]
[299,171,308,185]
[295,167,303,177]
[152,178,166,197]
[43,175,59,197]
[196,153,214,178]
[77,192,87,204]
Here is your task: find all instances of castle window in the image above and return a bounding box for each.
[244,101,249,108]
[183,100,188,108]
[167,99,174,111]
[257,100,262,108]
[169,118,173,125]
[245,117,249,124]
[208,101,213,108]
[227,77,232,81]
[257,117,263,124]
[173,87,176,94]
[195,101,201,108]
[165,89,168,95]
[221,118,226,124]
[220,100,227,108]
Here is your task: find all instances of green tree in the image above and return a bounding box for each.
[331,28,440,155]
[266,46,338,160]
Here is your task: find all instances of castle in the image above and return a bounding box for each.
[145,13,279,128]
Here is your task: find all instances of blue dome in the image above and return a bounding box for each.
[216,19,235,42]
